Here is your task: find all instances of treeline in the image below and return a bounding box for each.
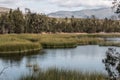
[0,8,120,34]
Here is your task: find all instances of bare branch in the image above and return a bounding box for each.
[0,66,9,76]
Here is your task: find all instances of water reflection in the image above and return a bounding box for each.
[0,50,45,65]
[0,45,118,80]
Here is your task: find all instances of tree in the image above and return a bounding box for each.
[10,8,25,33]
[103,48,120,80]
[112,0,120,18]
[0,13,10,34]
[0,7,120,34]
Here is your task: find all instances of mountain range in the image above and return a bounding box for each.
[0,7,118,19]
[0,7,10,14]
[48,8,118,19]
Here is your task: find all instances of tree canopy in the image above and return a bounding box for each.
[0,8,120,34]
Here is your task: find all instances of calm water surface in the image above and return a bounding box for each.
[0,45,120,80]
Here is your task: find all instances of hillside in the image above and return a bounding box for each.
[0,7,10,14]
[48,8,118,19]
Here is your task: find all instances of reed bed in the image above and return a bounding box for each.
[37,34,77,48]
[40,38,77,48]
[0,42,41,54]
[6,34,41,42]
[99,42,120,47]
[76,37,104,45]
[20,69,107,80]
[39,34,77,38]
[0,33,120,55]
[0,35,42,54]
[76,33,120,38]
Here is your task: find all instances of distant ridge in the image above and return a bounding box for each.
[48,8,118,19]
[0,7,10,14]
[0,7,118,19]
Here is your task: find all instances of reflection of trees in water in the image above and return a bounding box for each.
[0,51,45,79]
[0,55,24,66]
[103,48,120,80]
[0,50,45,66]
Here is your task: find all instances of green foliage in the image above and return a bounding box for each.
[0,8,120,34]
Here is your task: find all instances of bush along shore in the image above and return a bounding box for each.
[1,33,120,55]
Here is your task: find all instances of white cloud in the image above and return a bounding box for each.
[50,0,112,8]
[0,0,17,4]
[0,0,113,8]
[0,0,113,13]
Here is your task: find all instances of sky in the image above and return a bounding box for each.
[0,0,113,14]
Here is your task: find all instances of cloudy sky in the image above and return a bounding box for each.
[0,0,113,14]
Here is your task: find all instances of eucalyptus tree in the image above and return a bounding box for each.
[11,8,25,33]
[0,13,9,34]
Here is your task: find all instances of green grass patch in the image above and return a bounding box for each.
[0,42,41,54]
[76,37,104,45]
[0,33,120,55]
[40,38,77,48]
[99,42,120,47]
[20,69,107,80]
[76,33,120,38]
[0,34,42,54]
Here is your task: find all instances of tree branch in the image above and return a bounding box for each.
[0,66,9,76]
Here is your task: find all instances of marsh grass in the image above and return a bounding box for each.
[76,33,120,38]
[0,42,41,54]
[0,33,120,54]
[20,69,107,80]
[0,34,42,54]
[6,34,41,42]
[40,38,77,48]
[76,37,104,45]
[99,42,120,47]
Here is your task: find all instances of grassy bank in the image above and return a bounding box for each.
[76,37,104,45]
[76,33,120,38]
[99,42,120,47]
[40,38,77,48]
[0,42,41,54]
[0,33,120,55]
[0,35,42,54]
[20,69,107,80]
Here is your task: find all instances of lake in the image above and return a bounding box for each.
[0,45,120,80]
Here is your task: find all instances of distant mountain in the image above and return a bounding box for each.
[0,7,10,14]
[48,8,118,19]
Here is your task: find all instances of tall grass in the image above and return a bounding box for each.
[20,69,107,80]
[4,34,41,42]
[99,42,120,47]
[40,38,77,48]
[0,42,41,54]
[0,33,120,54]
[76,33,120,38]
[0,35,42,54]
[76,37,104,45]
